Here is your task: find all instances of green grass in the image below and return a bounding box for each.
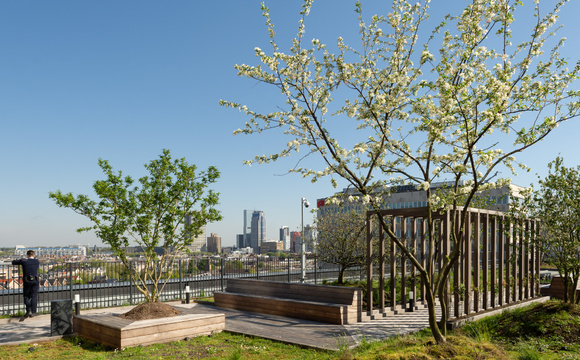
[2,300,580,359]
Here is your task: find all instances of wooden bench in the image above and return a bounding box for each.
[540,276,580,300]
[214,279,362,325]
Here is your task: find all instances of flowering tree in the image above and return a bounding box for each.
[49,150,222,303]
[221,0,580,343]
[533,157,580,303]
[312,208,367,284]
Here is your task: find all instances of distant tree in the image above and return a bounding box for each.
[312,208,367,284]
[197,258,209,272]
[49,149,222,303]
[533,157,580,303]
[225,259,244,273]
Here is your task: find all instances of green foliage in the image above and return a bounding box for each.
[533,157,580,303]
[49,149,222,302]
[197,258,209,272]
[313,208,367,284]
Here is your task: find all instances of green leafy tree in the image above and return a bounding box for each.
[221,0,580,342]
[533,157,580,303]
[312,208,367,284]
[49,149,222,303]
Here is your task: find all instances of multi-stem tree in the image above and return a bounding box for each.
[312,207,367,284]
[221,0,580,342]
[49,149,222,303]
[534,157,580,303]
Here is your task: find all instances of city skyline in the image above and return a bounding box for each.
[1,1,580,249]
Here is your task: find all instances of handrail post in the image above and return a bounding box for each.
[314,257,318,284]
[129,261,133,305]
[220,258,225,291]
[179,259,183,301]
[69,262,73,301]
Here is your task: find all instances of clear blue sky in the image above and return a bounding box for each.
[1,1,579,248]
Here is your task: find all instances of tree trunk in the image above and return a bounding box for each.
[338,267,345,284]
[563,273,570,303]
[424,274,445,343]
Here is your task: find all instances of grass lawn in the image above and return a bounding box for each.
[2,300,580,360]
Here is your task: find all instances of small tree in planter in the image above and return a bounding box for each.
[50,149,222,304]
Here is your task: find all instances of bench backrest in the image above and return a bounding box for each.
[225,279,360,305]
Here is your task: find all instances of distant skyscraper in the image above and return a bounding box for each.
[303,224,316,252]
[279,226,290,251]
[236,234,244,249]
[243,210,253,248]
[207,233,222,254]
[250,211,266,253]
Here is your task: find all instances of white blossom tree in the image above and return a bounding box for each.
[221,0,580,343]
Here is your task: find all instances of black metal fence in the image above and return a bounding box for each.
[1,256,363,316]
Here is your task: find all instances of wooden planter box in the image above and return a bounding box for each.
[73,313,225,349]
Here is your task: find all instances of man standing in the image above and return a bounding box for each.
[12,250,40,318]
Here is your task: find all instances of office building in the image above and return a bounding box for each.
[14,245,87,258]
[260,240,284,253]
[236,234,245,249]
[207,233,222,254]
[185,214,207,252]
[279,226,290,251]
[316,182,525,217]
[290,231,301,253]
[303,225,316,252]
[242,210,253,248]
[251,211,266,253]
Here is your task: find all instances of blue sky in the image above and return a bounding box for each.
[1,1,579,248]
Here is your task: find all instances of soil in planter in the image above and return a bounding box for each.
[118,301,181,321]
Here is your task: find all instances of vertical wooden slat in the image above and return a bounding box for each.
[505,219,511,305]
[474,211,481,313]
[513,222,518,302]
[490,214,496,308]
[437,220,442,286]
[420,218,426,305]
[464,211,472,316]
[530,220,536,298]
[401,217,407,311]
[498,216,504,306]
[535,220,541,295]
[379,216,385,314]
[390,217,397,311]
[411,217,417,310]
[482,213,489,310]
[454,210,460,318]
[366,213,374,316]
[524,219,530,299]
[443,213,451,319]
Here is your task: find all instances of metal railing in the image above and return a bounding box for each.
[0,256,361,316]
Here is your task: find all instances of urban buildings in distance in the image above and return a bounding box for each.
[14,245,87,259]
[237,210,267,253]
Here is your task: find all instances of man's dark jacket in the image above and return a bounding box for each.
[12,257,40,281]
